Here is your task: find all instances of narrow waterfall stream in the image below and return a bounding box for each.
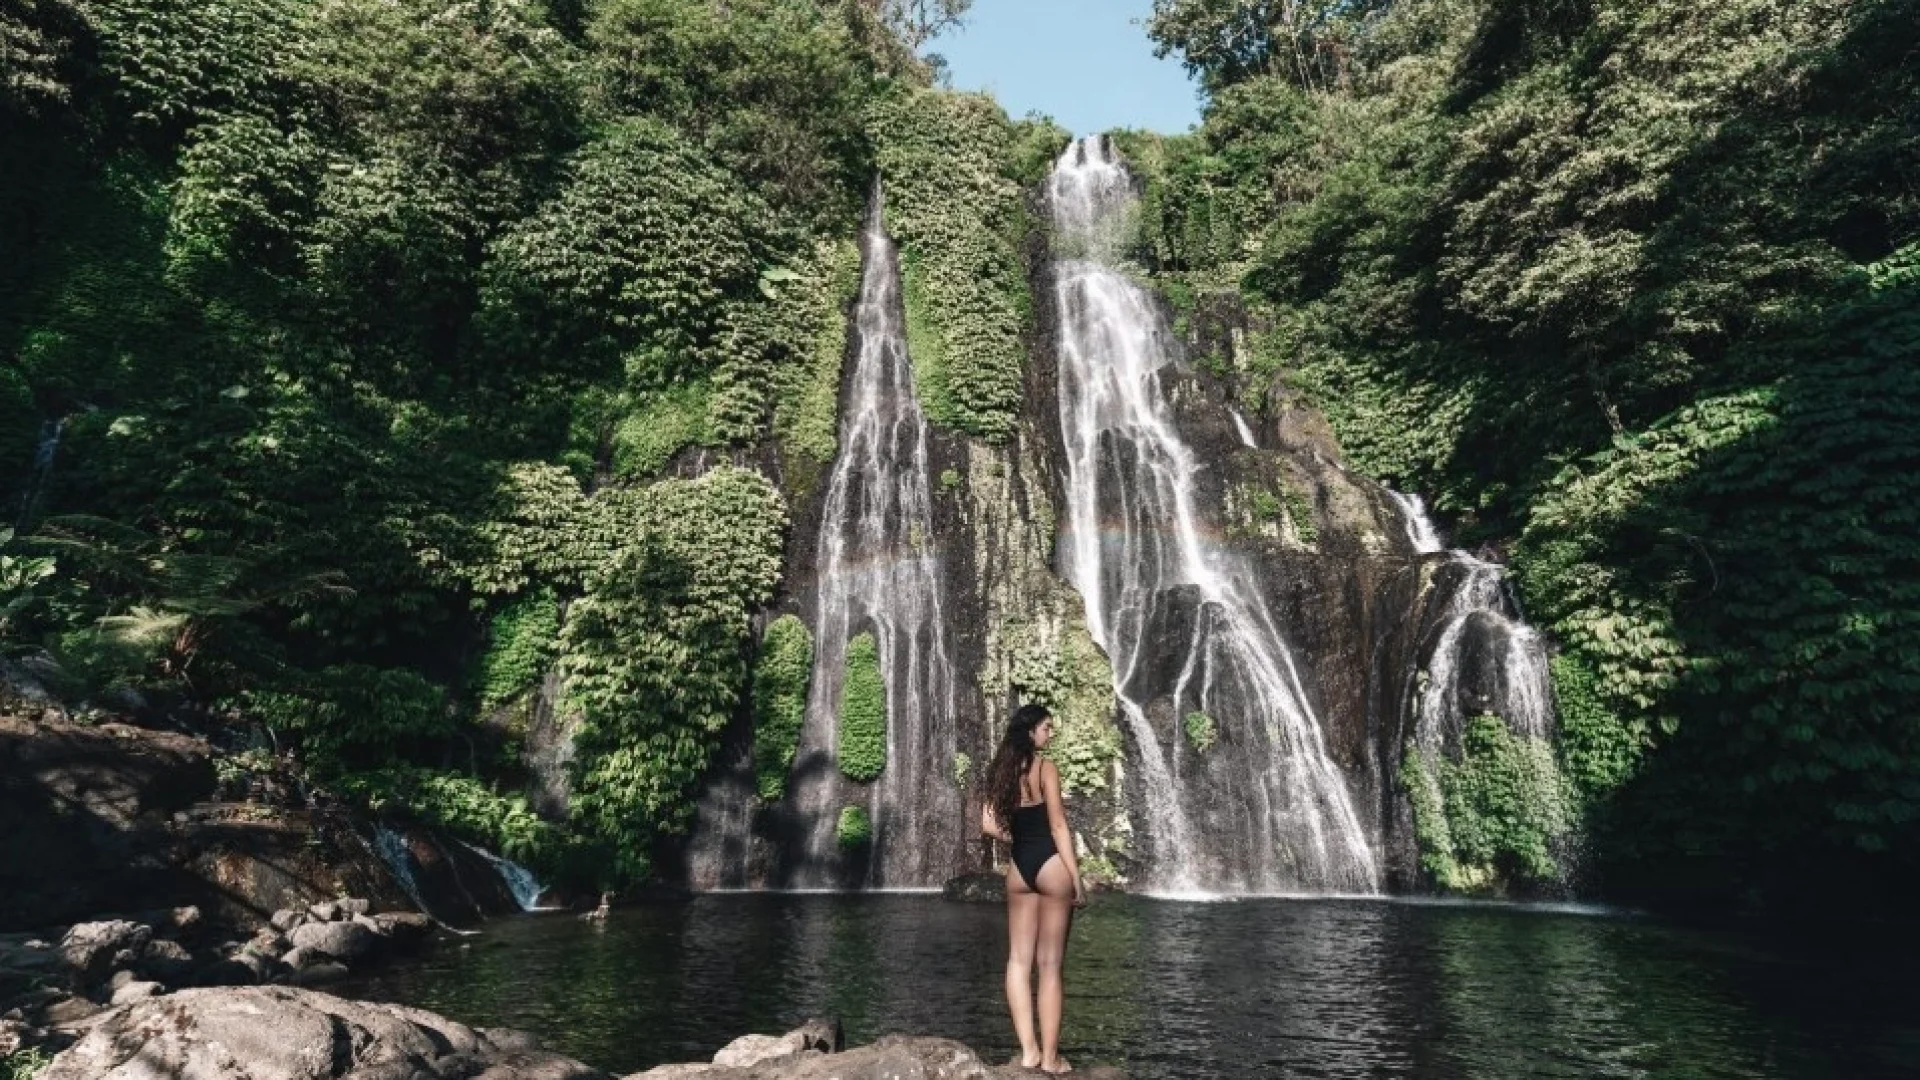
[1048,137,1380,895]
[783,182,961,889]
[1393,494,1555,750]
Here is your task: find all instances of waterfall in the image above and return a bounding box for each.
[1047,137,1380,895]
[461,841,553,912]
[782,181,961,889]
[14,418,64,528]
[1230,410,1258,449]
[1388,490,1446,555]
[372,825,431,914]
[1396,488,1554,750]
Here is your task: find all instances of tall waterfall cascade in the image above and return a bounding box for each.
[781,182,963,889]
[1048,137,1381,895]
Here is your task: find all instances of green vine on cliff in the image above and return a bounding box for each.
[1183,711,1218,753]
[837,631,886,782]
[753,614,814,801]
[476,589,559,711]
[1403,715,1575,894]
[561,466,787,882]
[836,804,873,849]
[867,86,1050,441]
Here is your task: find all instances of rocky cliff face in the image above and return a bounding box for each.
[680,154,1558,897]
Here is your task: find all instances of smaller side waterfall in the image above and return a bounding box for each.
[1230,410,1258,449]
[1388,490,1446,555]
[14,418,64,528]
[372,825,431,914]
[462,842,553,912]
[1396,491,1552,745]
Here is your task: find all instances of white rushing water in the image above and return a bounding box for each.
[372,825,431,914]
[1387,490,1446,555]
[462,841,553,912]
[783,181,961,888]
[1230,410,1258,449]
[1394,495,1554,748]
[1048,137,1380,895]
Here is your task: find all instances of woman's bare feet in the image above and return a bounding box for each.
[1041,1056,1072,1075]
[1014,1051,1042,1070]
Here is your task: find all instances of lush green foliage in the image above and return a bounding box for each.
[1008,622,1120,794]
[1,0,963,887]
[1143,0,1920,907]
[242,664,452,773]
[476,590,560,711]
[868,86,1060,440]
[337,765,566,868]
[752,613,814,801]
[1182,711,1217,752]
[0,1047,51,1080]
[1402,716,1574,893]
[837,631,886,782]
[836,803,872,848]
[562,467,787,879]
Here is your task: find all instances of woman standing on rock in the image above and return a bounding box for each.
[981,703,1086,1075]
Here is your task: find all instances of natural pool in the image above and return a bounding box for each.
[342,894,1917,1079]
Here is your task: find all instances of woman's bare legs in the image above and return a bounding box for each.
[1005,869,1042,1067]
[1033,856,1076,1074]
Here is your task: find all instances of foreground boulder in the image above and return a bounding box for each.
[627,1029,1125,1080]
[40,986,609,1080]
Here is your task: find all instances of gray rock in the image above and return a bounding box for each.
[784,1020,841,1055]
[108,980,164,1005]
[713,1035,798,1069]
[106,970,137,992]
[771,1038,988,1080]
[244,928,290,957]
[269,908,309,932]
[309,900,343,923]
[38,986,610,1080]
[196,955,267,986]
[339,898,373,917]
[288,961,350,986]
[39,994,101,1028]
[631,1038,1008,1080]
[354,913,389,936]
[281,946,321,971]
[289,918,380,961]
[941,873,1006,904]
[372,912,435,945]
[58,921,152,985]
[139,937,196,981]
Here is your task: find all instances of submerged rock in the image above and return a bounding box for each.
[941,873,1006,904]
[40,986,609,1080]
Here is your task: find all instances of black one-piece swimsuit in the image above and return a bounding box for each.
[1010,803,1057,891]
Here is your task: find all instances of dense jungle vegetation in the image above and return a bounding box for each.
[3,0,1915,912]
[1136,0,1919,908]
[0,0,1017,886]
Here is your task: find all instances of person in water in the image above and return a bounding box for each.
[981,704,1086,1075]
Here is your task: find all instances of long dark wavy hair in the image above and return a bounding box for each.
[985,704,1052,830]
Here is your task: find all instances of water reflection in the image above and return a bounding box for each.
[342,896,1917,1079]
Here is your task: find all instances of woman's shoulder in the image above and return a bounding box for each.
[1038,756,1060,781]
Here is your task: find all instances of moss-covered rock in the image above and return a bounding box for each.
[837,632,885,782]
[752,614,814,802]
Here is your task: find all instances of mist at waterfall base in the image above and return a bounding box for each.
[341,895,1918,1079]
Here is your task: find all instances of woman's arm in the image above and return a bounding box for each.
[1041,759,1086,905]
[981,802,1011,843]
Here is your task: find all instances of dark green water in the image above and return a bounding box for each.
[341,895,1917,1079]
